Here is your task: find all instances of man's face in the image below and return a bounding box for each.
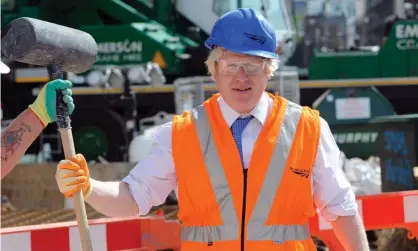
[212,51,270,114]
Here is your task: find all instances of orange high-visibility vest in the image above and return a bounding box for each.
[172,92,321,251]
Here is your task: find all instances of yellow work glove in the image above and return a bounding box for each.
[55,154,92,198]
[29,79,74,127]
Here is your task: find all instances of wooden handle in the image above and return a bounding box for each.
[48,63,93,251]
[59,128,93,251]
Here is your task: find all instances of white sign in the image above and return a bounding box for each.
[395,24,418,50]
[97,40,143,53]
[335,97,371,120]
[96,40,143,63]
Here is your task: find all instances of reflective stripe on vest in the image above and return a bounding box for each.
[181,102,309,243]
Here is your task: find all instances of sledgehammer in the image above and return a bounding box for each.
[1,17,97,251]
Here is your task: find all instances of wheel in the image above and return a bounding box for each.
[70,108,128,162]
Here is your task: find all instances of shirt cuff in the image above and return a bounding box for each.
[122,174,152,216]
[317,198,359,222]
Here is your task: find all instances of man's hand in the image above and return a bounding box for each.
[55,153,92,198]
[28,79,74,126]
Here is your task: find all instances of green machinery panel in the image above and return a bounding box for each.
[331,123,381,159]
[313,86,396,126]
[1,0,200,75]
[315,86,397,160]
[308,20,418,80]
[81,23,198,74]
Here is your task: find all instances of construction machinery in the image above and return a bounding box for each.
[1,0,296,80]
[293,0,418,117]
[2,0,418,163]
[1,0,298,162]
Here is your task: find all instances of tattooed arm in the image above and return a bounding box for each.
[1,79,74,179]
[1,109,44,178]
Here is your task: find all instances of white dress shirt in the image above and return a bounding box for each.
[122,92,358,222]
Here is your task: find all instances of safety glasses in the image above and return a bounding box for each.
[216,58,266,76]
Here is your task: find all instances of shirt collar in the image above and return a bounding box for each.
[218,92,270,127]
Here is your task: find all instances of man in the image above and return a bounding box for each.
[55,8,369,251]
[1,79,74,179]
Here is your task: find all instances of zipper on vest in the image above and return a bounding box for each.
[241,168,248,251]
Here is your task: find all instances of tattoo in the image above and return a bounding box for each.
[1,123,31,161]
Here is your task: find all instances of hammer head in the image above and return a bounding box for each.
[1,17,97,74]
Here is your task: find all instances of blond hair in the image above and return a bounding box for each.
[204,47,280,77]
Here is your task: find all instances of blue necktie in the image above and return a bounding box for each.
[231,116,253,168]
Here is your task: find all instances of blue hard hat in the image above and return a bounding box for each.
[205,8,279,59]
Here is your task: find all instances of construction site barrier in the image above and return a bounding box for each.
[309,190,418,250]
[1,191,417,251]
[0,215,181,251]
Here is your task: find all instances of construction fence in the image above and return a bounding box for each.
[1,190,417,251]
